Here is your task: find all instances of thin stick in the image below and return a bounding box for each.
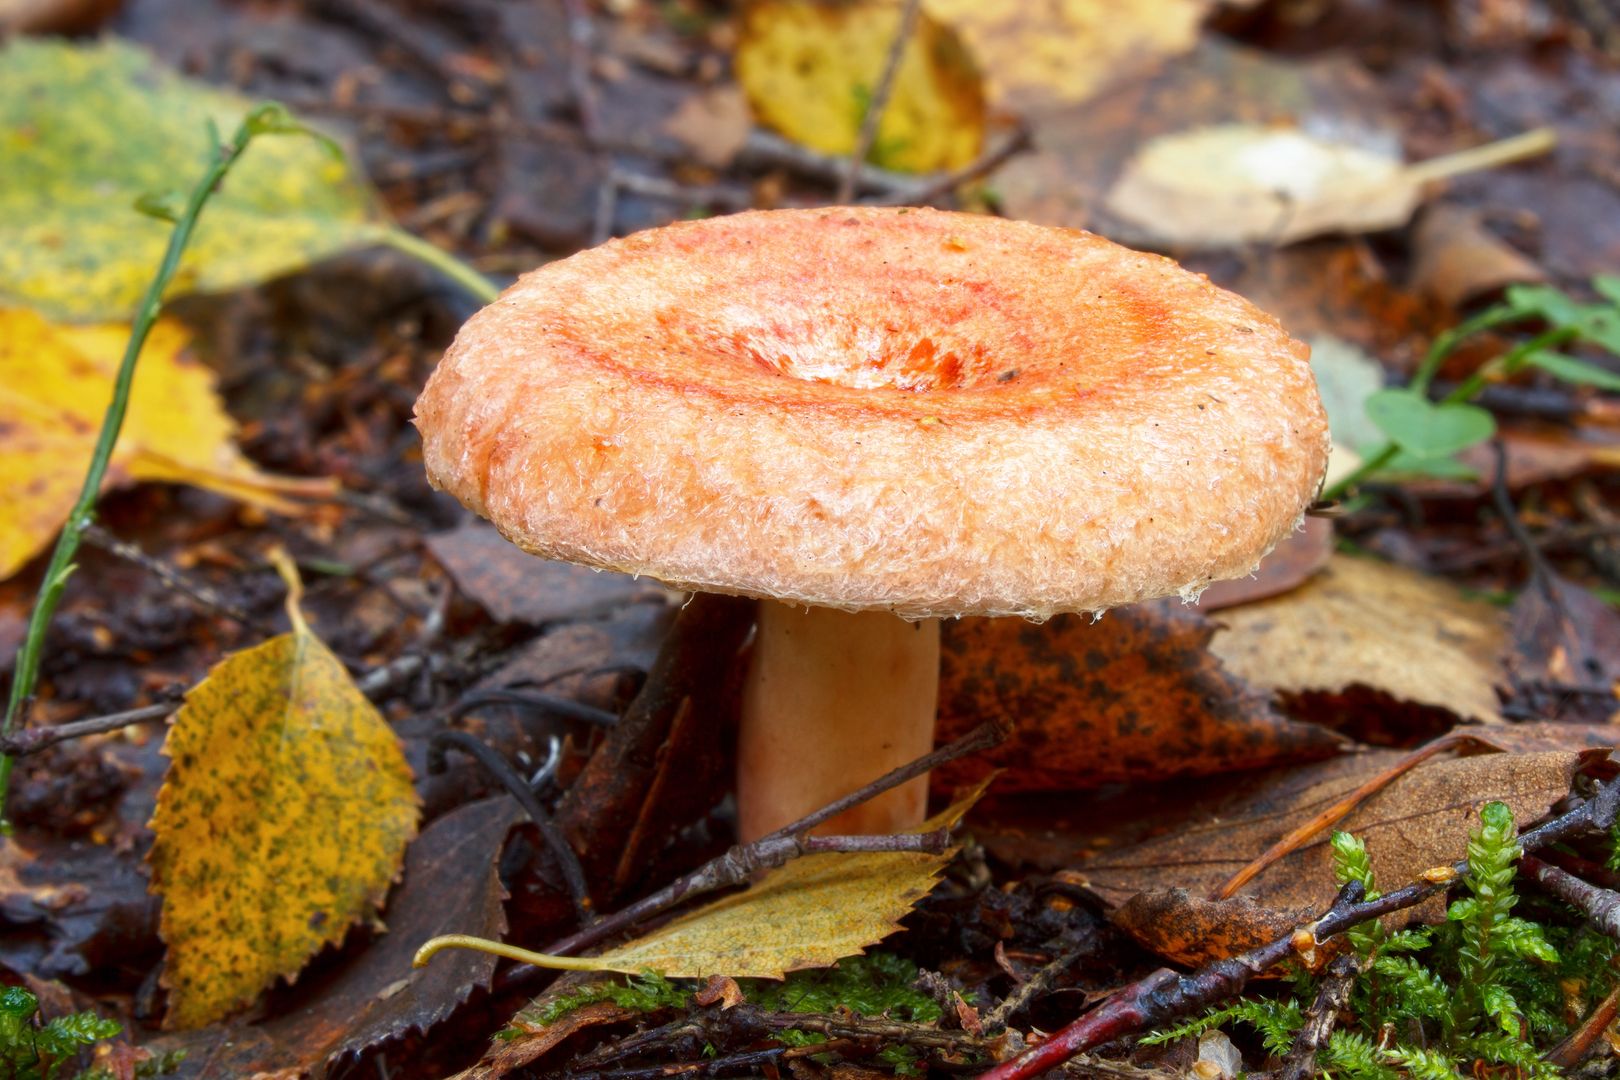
[1520,854,1620,940]
[977,780,1620,1080]
[1279,953,1360,1080]
[837,0,922,203]
[82,524,269,633]
[980,942,1089,1035]
[0,702,174,757]
[0,104,322,828]
[537,719,1006,960]
[864,127,1033,207]
[415,831,952,971]
[429,729,597,924]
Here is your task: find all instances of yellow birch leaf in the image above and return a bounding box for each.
[0,38,390,321]
[147,551,420,1030]
[0,307,335,580]
[734,0,984,174]
[923,0,1211,110]
[578,778,992,979]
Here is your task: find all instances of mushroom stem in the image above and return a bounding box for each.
[738,600,940,843]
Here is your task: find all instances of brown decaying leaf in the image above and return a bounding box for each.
[931,601,1346,797]
[1410,203,1547,308]
[144,797,526,1077]
[662,84,753,169]
[1095,745,1592,965]
[1197,517,1334,611]
[457,978,641,1080]
[426,521,674,627]
[1509,572,1620,724]
[1209,554,1509,725]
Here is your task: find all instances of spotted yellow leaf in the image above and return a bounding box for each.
[735,0,984,174]
[419,778,992,981]
[147,551,420,1030]
[0,38,391,321]
[0,307,334,580]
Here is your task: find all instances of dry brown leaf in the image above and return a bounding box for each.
[1095,745,1592,965]
[1198,517,1334,611]
[662,84,753,169]
[1509,573,1620,724]
[1411,204,1548,308]
[1209,554,1509,724]
[922,0,1210,111]
[932,602,1345,796]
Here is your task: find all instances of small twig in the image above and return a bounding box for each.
[1521,854,1620,940]
[977,779,1620,1080]
[82,524,270,632]
[449,688,620,728]
[980,943,1089,1035]
[429,728,597,924]
[838,0,922,203]
[863,127,1034,207]
[536,719,1007,960]
[1279,953,1360,1080]
[0,701,174,757]
[1546,975,1620,1069]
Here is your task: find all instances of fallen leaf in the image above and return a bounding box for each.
[1410,204,1548,308]
[0,0,117,33]
[0,308,335,580]
[1104,124,1416,249]
[1509,572,1620,724]
[143,796,525,1075]
[997,41,1397,236]
[0,38,390,321]
[1210,554,1509,724]
[931,603,1345,796]
[662,84,754,169]
[1096,744,1595,965]
[924,0,1211,111]
[1103,124,1555,250]
[734,0,984,174]
[1198,517,1334,611]
[573,781,988,979]
[426,521,674,627]
[146,551,420,1030]
[458,979,641,1080]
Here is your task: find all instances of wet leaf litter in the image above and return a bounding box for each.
[0,0,1616,1077]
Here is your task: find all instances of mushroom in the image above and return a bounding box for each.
[414,207,1329,844]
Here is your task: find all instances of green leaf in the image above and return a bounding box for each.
[1506,284,1589,327]
[1365,389,1495,459]
[1594,274,1620,307]
[1526,350,1620,392]
[0,38,392,321]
